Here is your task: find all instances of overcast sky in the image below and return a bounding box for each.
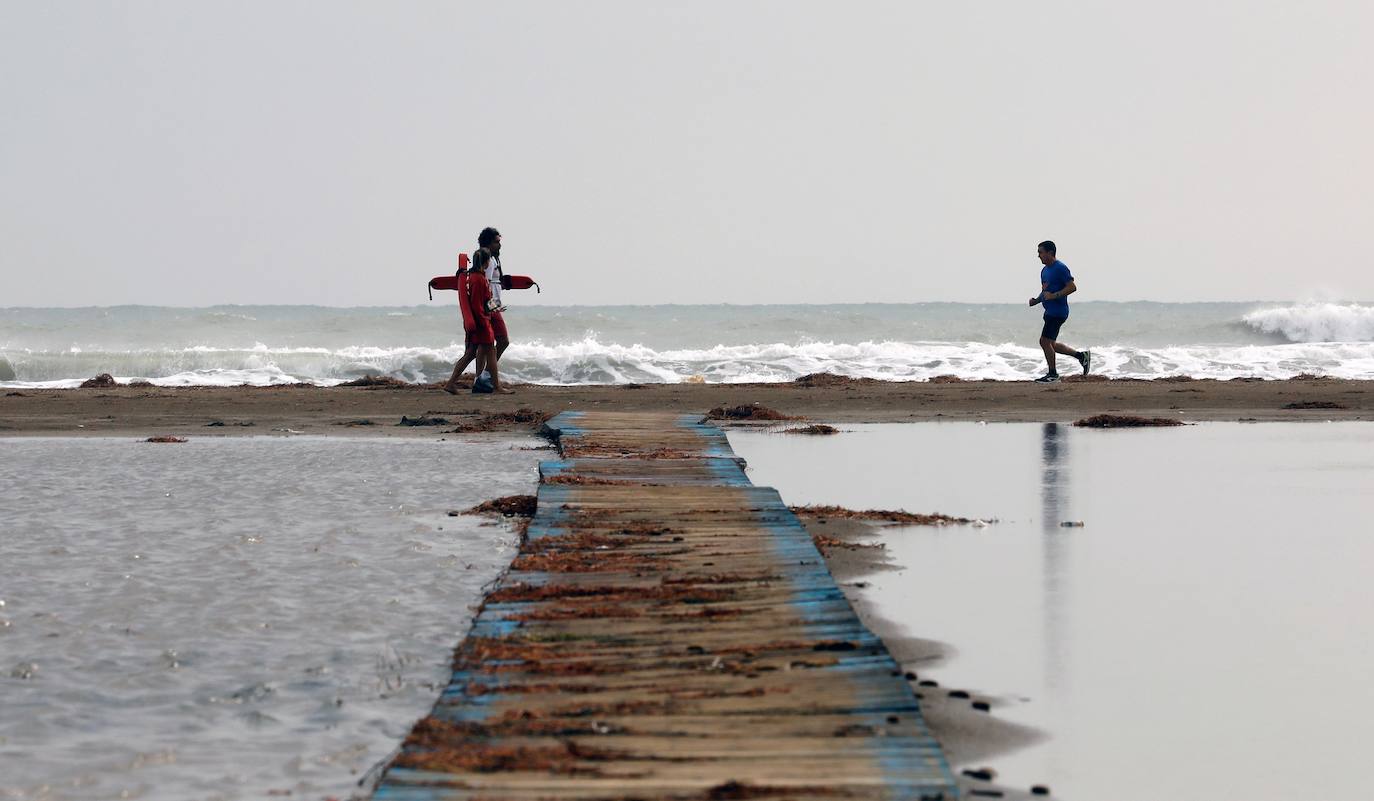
[3,1,1371,307]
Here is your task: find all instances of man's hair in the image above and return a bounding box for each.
[478,227,501,248]
[1038,240,1057,256]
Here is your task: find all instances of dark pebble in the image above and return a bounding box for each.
[886,715,900,724]
[962,769,994,781]
[918,679,939,687]
[904,671,917,680]
[972,701,991,712]
[1031,786,1051,796]
[948,690,970,698]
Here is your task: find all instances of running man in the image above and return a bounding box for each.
[1028,240,1089,383]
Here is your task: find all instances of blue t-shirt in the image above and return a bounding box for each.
[1040,260,1074,317]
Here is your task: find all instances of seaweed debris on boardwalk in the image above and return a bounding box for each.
[1073,413,1186,427]
[374,411,958,799]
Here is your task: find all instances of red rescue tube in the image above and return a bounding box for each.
[427,253,471,299]
[500,274,540,293]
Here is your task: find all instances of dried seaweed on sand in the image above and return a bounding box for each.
[338,375,408,387]
[1073,414,1185,428]
[781,424,839,435]
[790,504,977,525]
[706,404,793,421]
[1281,400,1346,410]
[466,495,537,517]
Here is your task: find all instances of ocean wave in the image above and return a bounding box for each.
[3,337,1374,387]
[1242,303,1374,343]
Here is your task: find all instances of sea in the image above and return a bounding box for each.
[3,301,1374,387]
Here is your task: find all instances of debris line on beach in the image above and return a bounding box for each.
[790,504,979,525]
[782,424,839,435]
[1073,414,1185,428]
[449,408,552,432]
[80,373,119,388]
[706,404,793,421]
[397,415,448,426]
[339,375,408,387]
[466,495,537,517]
[144,436,187,443]
[1281,400,1346,410]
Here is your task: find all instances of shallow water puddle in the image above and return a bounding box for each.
[730,422,1374,801]
[0,436,540,801]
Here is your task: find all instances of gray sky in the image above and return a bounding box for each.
[3,1,1372,307]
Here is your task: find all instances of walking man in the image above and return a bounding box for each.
[1029,240,1089,383]
[478,227,511,365]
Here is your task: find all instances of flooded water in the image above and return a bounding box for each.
[0,436,542,801]
[729,422,1374,801]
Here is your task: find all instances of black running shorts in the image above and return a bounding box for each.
[1041,315,1067,341]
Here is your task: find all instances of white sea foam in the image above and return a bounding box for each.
[3,336,1373,387]
[1242,303,1374,343]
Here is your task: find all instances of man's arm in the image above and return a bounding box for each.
[1043,280,1077,301]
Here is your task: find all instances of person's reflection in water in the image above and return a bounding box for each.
[1041,422,1071,695]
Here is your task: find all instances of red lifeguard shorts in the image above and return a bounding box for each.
[489,310,508,342]
[465,320,495,347]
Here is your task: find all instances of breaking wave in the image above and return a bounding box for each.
[1242,303,1374,343]
[3,337,1374,387]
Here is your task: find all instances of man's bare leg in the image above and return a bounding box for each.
[486,346,514,394]
[1053,341,1081,360]
[1040,337,1058,374]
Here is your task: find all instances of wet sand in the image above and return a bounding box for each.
[1,376,1370,436]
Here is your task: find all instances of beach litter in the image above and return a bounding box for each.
[1282,400,1346,410]
[1059,521,1085,528]
[79,373,119,388]
[1073,414,1185,428]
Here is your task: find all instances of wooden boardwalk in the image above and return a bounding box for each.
[373,412,958,801]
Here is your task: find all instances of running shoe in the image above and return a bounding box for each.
[1078,350,1092,376]
[1034,373,1060,383]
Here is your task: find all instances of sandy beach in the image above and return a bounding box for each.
[1,376,1370,437]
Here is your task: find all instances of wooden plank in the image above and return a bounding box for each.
[372,412,957,801]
